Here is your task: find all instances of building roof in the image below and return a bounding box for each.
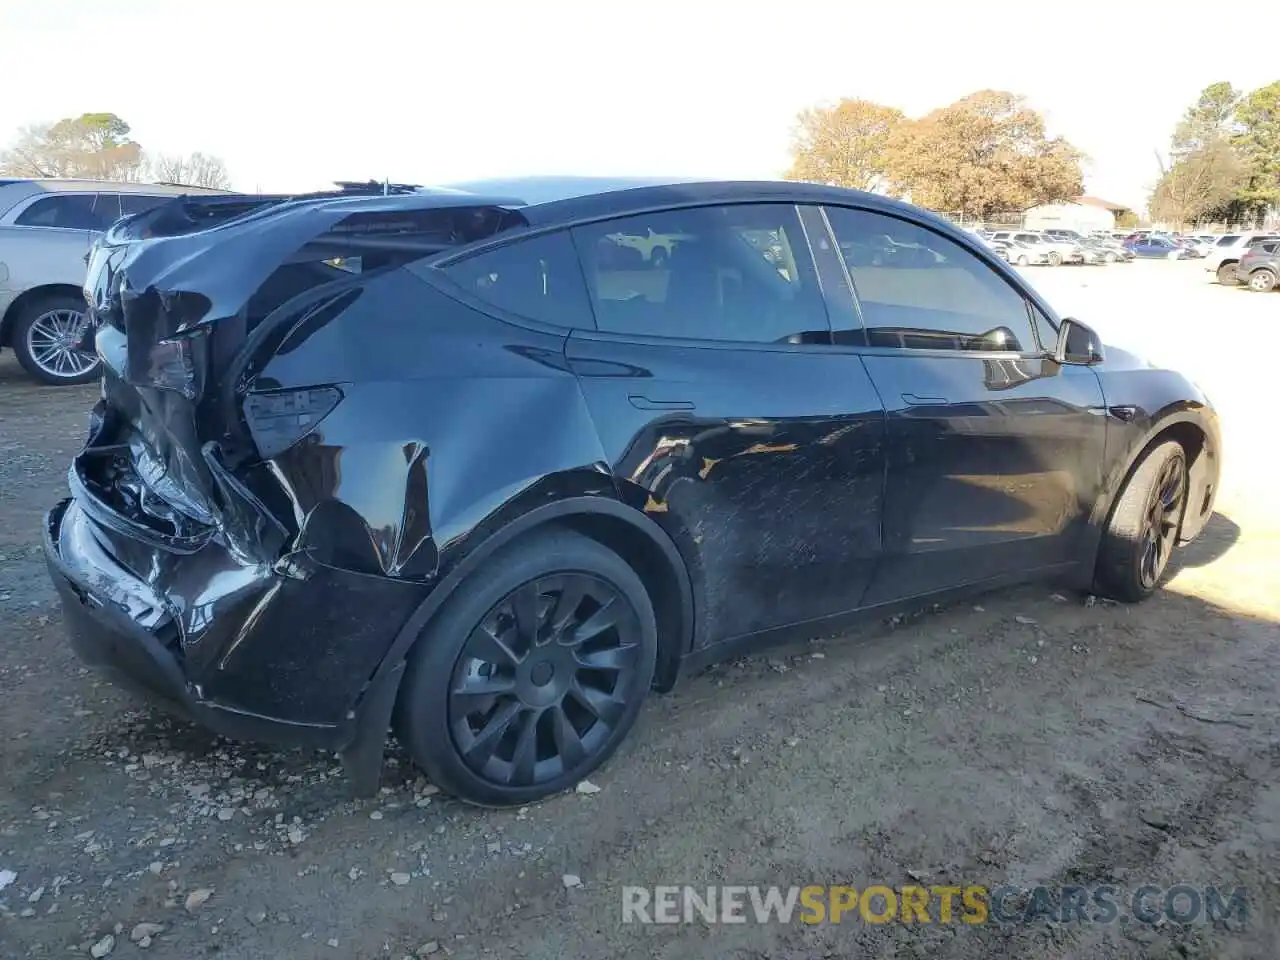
[1078,195,1131,213]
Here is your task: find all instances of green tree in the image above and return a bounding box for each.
[0,112,143,180]
[1173,82,1240,154]
[785,99,905,190]
[883,90,1084,218]
[1232,81,1280,214]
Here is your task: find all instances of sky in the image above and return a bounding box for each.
[1,0,1274,213]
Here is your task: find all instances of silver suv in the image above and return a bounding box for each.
[0,179,223,384]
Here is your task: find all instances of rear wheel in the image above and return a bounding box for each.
[1216,261,1240,285]
[1095,440,1187,603]
[12,293,101,386]
[395,529,658,806]
[1247,268,1277,292]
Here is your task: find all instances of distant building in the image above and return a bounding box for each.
[1024,196,1133,232]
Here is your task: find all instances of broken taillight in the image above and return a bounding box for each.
[242,387,342,458]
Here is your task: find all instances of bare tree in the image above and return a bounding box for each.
[143,151,231,189]
[1150,138,1246,228]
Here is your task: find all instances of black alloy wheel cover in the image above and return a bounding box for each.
[447,573,645,788]
[1139,452,1186,589]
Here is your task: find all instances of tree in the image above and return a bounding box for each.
[1149,139,1247,227]
[1231,80,1280,215]
[785,99,905,190]
[1172,81,1240,155]
[0,112,143,180]
[882,91,1083,219]
[144,151,231,189]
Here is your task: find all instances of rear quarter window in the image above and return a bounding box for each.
[439,229,593,329]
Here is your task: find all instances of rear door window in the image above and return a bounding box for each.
[571,203,828,344]
[439,229,592,329]
[14,194,102,230]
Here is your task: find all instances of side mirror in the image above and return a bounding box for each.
[1054,317,1104,365]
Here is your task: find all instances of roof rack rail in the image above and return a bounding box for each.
[333,180,423,196]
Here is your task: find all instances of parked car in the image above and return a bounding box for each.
[1086,237,1134,262]
[1232,240,1280,291]
[44,176,1222,806]
[991,231,1081,265]
[1124,236,1193,259]
[1174,237,1210,258]
[1076,241,1112,265]
[1204,232,1280,284]
[0,179,227,384]
[604,227,695,265]
[992,238,1050,265]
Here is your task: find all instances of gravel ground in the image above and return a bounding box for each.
[1,260,1277,959]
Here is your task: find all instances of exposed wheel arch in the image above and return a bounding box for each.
[1,283,86,346]
[373,497,694,701]
[338,496,695,796]
[1096,418,1212,551]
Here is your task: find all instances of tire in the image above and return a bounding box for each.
[1047,251,1063,266]
[1094,440,1188,603]
[395,529,658,806]
[1105,251,1117,263]
[1016,254,1029,266]
[1247,268,1277,292]
[1216,262,1239,285]
[12,293,102,386]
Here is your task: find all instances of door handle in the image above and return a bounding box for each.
[902,393,947,406]
[628,395,695,411]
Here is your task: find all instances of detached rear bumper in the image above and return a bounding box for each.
[43,497,416,750]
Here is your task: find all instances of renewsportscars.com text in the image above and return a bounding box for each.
[621,884,1248,926]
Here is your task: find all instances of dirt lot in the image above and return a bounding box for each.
[1,260,1277,959]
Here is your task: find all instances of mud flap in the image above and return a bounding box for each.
[339,659,405,797]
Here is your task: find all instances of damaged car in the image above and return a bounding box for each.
[45,177,1221,806]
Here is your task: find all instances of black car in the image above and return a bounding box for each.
[1234,240,1280,292]
[45,177,1222,806]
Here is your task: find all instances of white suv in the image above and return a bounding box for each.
[0,179,223,384]
[991,231,1083,266]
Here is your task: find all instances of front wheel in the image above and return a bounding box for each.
[12,294,101,386]
[1016,254,1029,266]
[1216,262,1240,285]
[1248,268,1277,292]
[1105,251,1117,263]
[1094,440,1187,603]
[394,529,658,806]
